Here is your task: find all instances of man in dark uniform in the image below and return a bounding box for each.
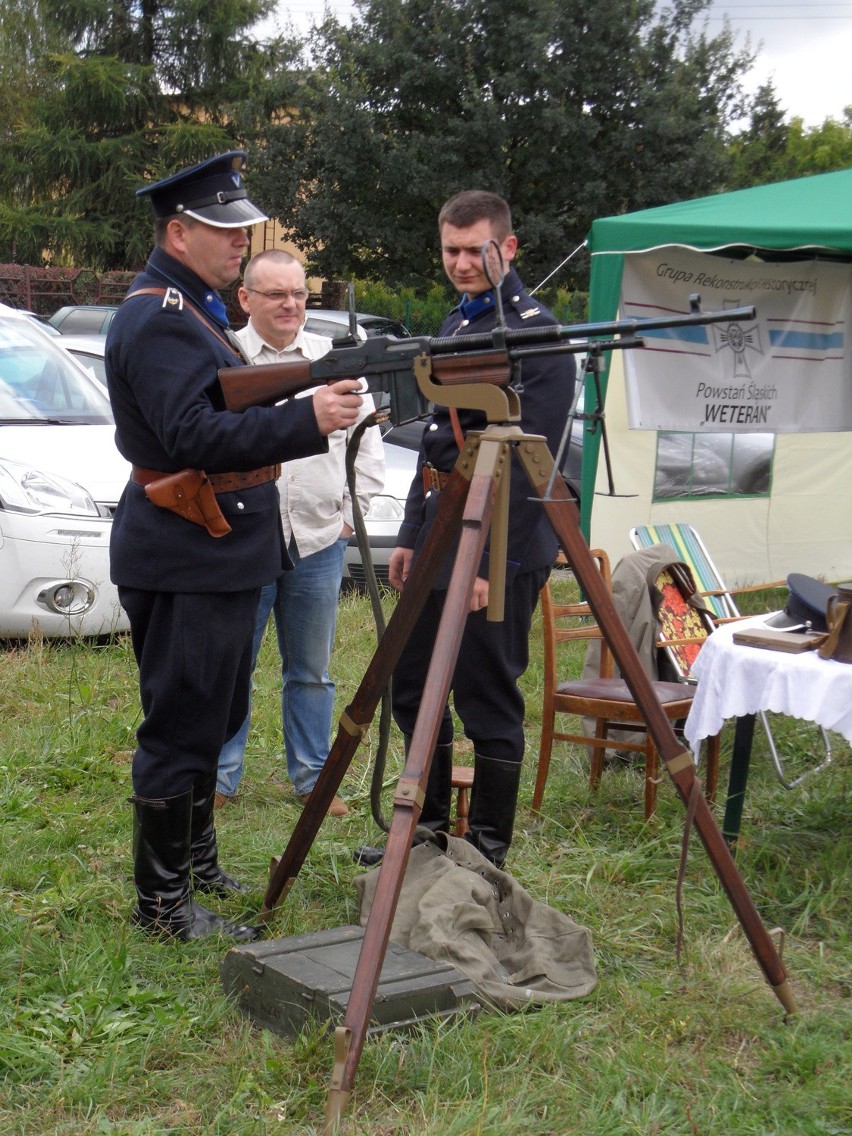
[388,190,575,868]
[106,151,362,941]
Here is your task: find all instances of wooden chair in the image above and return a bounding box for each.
[532,549,719,818]
[451,765,474,836]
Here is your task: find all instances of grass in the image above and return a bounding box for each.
[0,584,849,1135]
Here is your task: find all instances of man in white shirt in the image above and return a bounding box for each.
[216,250,385,816]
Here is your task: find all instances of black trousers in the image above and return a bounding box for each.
[119,587,260,798]
[391,566,549,765]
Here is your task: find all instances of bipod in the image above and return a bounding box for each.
[257,426,796,1135]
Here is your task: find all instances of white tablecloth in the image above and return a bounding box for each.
[684,614,852,747]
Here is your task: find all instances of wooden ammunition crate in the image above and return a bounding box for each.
[221,924,479,1039]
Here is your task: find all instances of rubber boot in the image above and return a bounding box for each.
[190,771,250,896]
[132,791,259,942]
[352,736,453,867]
[464,753,522,869]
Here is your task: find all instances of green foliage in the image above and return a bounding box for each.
[350,279,589,336]
[250,0,757,291]
[354,279,453,336]
[0,0,301,269]
[728,87,852,190]
[0,587,849,1134]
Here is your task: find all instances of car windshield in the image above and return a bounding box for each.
[0,317,113,424]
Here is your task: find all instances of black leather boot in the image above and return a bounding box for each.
[132,791,259,942]
[464,753,522,869]
[418,740,453,836]
[190,771,250,896]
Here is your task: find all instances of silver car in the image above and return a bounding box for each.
[0,306,130,637]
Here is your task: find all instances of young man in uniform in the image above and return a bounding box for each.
[388,190,576,868]
[106,152,362,940]
[215,250,385,815]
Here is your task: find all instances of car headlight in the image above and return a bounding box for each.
[365,495,406,522]
[0,457,100,516]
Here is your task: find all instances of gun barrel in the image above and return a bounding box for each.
[427,304,756,355]
[218,302,756,416]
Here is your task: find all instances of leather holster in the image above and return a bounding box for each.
[143,469,232,538]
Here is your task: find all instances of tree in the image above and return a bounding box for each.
[0,0,303,269]
[251,0,757,292]
[728,92,852,189]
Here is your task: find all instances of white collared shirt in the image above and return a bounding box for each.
[236,320,385,557]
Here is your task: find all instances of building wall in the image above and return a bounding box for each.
[248,218,323,294]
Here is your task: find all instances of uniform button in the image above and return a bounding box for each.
[428,422,438,432]
[511,295,520,302]
[236,501,245,510]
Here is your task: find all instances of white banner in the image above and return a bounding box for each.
[620,250,852,432]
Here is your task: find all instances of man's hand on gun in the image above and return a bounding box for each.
[313,378,363,434]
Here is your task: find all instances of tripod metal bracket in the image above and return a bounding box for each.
[394,777,426,810]
[340,710,370,738]
[665,750,695,776]
[324,1026,353,1133]
[516,436,555,488]
[413,353,521,422]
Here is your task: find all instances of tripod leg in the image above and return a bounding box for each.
[516,439,796,1015]
[260,465,472,919]
[324,436,507,1134]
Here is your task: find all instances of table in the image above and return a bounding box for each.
[684,615,852,844]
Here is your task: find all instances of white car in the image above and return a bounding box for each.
[343,419,422,589]
[57,333,109,393]
[0,305,130,637]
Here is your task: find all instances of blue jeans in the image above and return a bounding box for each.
[217,537,348,798]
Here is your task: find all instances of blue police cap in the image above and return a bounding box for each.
[136,151,268,228]
[766,573,837,632]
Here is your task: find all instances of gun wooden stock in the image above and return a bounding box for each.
[220,360,315,411]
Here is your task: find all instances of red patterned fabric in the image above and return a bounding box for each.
[656,569,709,678]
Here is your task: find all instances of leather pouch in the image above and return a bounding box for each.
[818,588,852,663]
[144,468,232,538]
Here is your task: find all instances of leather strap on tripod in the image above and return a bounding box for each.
[449,407,465,451]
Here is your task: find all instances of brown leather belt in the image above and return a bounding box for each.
[132,464,280,494]
[422,465,451,494]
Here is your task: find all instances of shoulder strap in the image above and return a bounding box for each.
[124,286,242,360]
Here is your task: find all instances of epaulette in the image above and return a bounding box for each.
[507,292,541,320]
[125,285,185,315]
[162,287,184,312]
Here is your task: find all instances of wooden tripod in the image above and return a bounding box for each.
[255,368,796,1134]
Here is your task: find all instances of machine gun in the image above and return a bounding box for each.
[219,297,755,427]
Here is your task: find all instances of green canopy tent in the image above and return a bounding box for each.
[580,169,852,582]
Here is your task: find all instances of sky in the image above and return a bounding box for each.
[267,1,851,128]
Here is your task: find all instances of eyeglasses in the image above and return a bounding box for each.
[245,287,309,303]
